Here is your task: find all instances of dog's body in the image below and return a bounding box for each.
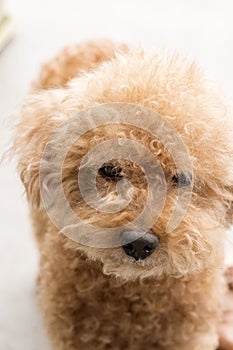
[38,232,222,350]
[14,40,233,350]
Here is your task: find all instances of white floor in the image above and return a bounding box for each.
[0,1,233,349]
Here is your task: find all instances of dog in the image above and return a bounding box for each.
[13,40,233,350]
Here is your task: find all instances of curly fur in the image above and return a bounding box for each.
[13,39,233,350]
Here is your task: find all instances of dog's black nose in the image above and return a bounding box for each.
[120,230,159,261]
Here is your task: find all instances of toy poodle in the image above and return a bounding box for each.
[13,40,233,350]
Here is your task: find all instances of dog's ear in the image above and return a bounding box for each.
[13,90,66,209]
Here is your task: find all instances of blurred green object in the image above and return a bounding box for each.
[0,0,15,53]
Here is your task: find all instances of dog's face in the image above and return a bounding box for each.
[15,50,233,280]
[59,119,227,280]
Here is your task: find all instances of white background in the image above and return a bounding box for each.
[0,1,233,349]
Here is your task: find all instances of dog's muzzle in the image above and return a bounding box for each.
[120,230,159,261]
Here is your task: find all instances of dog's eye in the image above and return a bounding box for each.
[172,172,192,187]
[98,165,123,180]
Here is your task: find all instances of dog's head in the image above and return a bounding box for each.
[14,50,233,280]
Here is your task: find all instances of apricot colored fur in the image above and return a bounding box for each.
[13,40,233,350]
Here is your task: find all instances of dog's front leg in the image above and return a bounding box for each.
[37,235,84,350]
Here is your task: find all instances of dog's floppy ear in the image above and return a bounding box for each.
[13,90,66,209]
